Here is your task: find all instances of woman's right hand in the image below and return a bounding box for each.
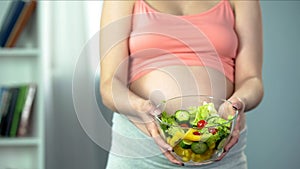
[138,100,184,166]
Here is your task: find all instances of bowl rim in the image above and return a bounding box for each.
[154,94,239,128]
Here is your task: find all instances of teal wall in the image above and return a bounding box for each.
[246,1,300,169]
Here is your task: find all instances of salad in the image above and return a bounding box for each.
[157,102,235,163]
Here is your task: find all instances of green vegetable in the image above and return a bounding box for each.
[160,111,177,131]
[206,132,221,146]
[179,140,193,149]
[206,116,231,128]
[175,110,190,123]
[186,103,232,146]
[191,142,208,154]
[189,102,218,126]
[189,113,196,124]
[166,126,184,136]
[200,133,213,142]
[217,138,227,150]
[159,102,233,157]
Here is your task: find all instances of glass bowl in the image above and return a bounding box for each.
[154,95,238,166]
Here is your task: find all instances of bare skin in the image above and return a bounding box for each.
[100,0,263,166]
[129,66,236,134]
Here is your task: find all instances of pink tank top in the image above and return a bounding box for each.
[129,0,238,83]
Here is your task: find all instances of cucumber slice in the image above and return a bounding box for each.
[217,138,227,150]
[189,113,196,125]
[179,140,192,149]
[175,110,190,123]
[191,142,208,154]
[183,139,193,145]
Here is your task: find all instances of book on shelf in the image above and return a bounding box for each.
[0,83,37,137]
[5,0,37,48]
[17,83,37,137]
[0,87,12,135]
[0,0,37,48]
[10,85,28,137]
[0,0,25,47]
[2,87,20,136]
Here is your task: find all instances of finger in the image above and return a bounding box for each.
[232,101,242,110]
[218,122,240,160]
[218,107,241,161]
[149,107,162,116]
[145,100,162,116]
[147,122,183,166]
[225,130,239,151]
[229,97,245,112]
[159,147,183,166]
[217,150,228,161]
[218,131,239,160]
[146,121,172,152]
[225,115,240,151]
[218,101,236,119]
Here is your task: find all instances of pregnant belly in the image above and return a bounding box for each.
[129,67,246,135]
[130,66,234,105]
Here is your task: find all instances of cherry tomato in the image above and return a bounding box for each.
[208,127,218,135]
[193,131,201,135]
[197,120,207,129]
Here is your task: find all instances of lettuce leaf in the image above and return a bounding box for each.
[189,102,218,126]
[160,111,178,131]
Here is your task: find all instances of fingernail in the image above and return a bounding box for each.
[168,147,173,152]
[232,104,238,110]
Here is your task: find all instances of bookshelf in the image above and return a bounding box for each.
[0,1,45,169]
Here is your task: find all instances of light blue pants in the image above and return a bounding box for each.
[106,113,247,169]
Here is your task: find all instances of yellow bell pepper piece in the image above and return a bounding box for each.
[169,131,185,147]
[183,128,202,142]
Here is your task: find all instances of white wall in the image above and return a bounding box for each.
[44,1,108,169]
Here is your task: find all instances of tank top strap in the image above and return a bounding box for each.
[133,0,153,14]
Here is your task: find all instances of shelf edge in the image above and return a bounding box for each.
[0,137,40,146]
[0,48,39,57]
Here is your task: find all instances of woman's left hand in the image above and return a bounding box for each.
[217,97,245,160]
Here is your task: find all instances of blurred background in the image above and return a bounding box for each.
[0,1,299,169]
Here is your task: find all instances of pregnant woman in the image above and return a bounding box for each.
[100,0,263,168]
